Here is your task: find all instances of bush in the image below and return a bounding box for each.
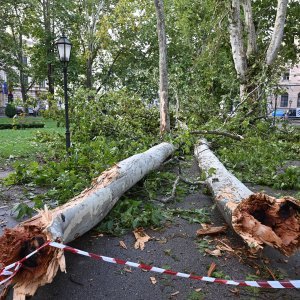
[5,104,17,118]
[0,123,45,130]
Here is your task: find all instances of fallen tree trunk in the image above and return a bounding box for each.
[194,139,300,256]
[0,142,175,300]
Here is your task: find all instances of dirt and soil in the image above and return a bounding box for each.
[0,160,299,300]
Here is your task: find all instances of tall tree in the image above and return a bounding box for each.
[228,0,289,104]
[154,0,170,134]
[0,0,34,104]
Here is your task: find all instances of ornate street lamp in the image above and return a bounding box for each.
[55,34,72,151]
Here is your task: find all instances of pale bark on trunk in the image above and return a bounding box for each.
[266,0,288,66]
[195,139,300,256]
[229,0,247,84]
[242,0,257,58]
[154,0,170,134]
[0,143,175,300]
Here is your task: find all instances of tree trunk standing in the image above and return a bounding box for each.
[242,0,257,59]
[228,0,247,101]
[154,0,170,135]
[43,0,55,102]
[86,56,93,89]
[18,32,27,106]
[266,0,288,66]
[228,0,289,105]
[0,143,175,299]
[194,139,300,256]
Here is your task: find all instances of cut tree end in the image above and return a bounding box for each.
[232,193,300,256]
[0,226,65,300]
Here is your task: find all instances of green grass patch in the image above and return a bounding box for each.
[0,117,64,164]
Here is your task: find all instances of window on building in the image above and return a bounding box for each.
[280,93,289,107]
[39,81,45,88]
[282,72,289,81]
[297,93,300,107]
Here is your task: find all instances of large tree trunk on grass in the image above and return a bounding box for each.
[194,139,300,256]
[0,142,175,300]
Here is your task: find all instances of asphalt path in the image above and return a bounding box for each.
[1,164,299,300]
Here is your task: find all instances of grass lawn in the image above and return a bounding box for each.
[0,117,64,165]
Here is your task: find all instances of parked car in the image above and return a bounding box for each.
[270,108,299,119]
[270,109,285,117]
[28,107,38,116]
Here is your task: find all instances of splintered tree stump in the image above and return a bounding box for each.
[0,142,175,300]
[194,139,300,256]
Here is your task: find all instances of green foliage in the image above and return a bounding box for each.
[245,274,260,295]
[4,89,162,205]
[211,270,231,280]
[5,104,17,118]
[144,171,178,200]
[168,208,211,224]
[273,166,300,190]
[96,198,166,236]
[12,203,34,219]
[187,290,205,300]
[196,238,214,254]
[70,88,159,144]
[216,125,300,190]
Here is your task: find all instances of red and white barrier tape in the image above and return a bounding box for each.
[1,241,299,289]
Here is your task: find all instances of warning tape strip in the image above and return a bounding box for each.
[1,241,300,289]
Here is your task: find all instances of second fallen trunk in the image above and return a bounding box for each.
[194,139,300,256]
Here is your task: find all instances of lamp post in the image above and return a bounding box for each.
[55,34,72,151]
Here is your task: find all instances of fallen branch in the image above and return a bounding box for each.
[0,142,175,299]
[179,175,203,186]
[196,225,228,236]
[194,139,300,256]
[159,176,180,203]
[191,130,244,141]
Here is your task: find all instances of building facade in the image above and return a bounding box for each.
[271,65,300,113]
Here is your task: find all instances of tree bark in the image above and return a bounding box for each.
[0,142,175,299]
[194,139,300,256]
[43,0,54,96]
[242,0,257,58]
[18,32,27,105]
[154,0,170,135]
[228,0,247,87]
[266,0,288,66]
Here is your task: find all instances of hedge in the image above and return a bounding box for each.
[0,123,45,130]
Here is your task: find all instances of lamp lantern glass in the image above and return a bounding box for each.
[55,35,72,63]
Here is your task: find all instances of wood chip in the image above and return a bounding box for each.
[119,240,127,249]
[205,249,222,257]
[207,262,217,277]
[196,225,227,236]
[229,288,239,295]
[133,228,151,250]
[265,266,276,280]
[150,277,157,284]
[124,267,132,273]
[170,291,180,296]
[91,233,104,238]
[194,288,202,292]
